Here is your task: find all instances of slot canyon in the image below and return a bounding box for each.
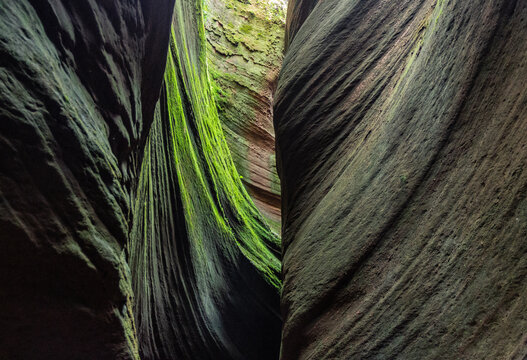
[0,0,526,359]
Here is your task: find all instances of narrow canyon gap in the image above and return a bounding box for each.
[276,0,527,359]
[129,0,283,358]
[2,0,527,359]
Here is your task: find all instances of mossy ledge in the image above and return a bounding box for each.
[205,0,285,231]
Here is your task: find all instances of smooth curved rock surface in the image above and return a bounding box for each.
[0,1,174,359]
[275,0,527,359]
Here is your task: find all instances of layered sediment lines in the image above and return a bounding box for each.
[129,2,281,358]
[275,0,527,359]
[205,0,284,231]
[0,0,281,359]
[0,1,174,358]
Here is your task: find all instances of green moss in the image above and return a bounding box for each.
[133,0,281,289]
[239,23,252,33]
[200,0,284,240]
[434,0,446,26]
[211,42,235,56]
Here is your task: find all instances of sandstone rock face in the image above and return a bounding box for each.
[129,1,281,358]
[0,1,173,359]
[275,0,527,359]
[0,0,280,359]
[283,0,317,50]
[205,0,285,232]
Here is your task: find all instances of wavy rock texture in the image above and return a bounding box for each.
[283,0,317,50]
[205,0,285,232]
[128,1,281,359]
[276,0,527,359]
[0,1,173,359]
[0,0,281,359]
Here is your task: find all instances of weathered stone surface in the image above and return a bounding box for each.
[1,0,283,359]
[283,0,317,50]
[205,0,285,231]
[0,1,171,358]
[129,1,282,358]
[275,0,527,359]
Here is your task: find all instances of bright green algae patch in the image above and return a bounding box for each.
[128,4,282,359]
[204,0,285,231]
[133,7,280,281]
[132,0,280,288]
[129,1,281,355]
[164,12,280,288]
[131,0,280,306]
[167,35,280,286]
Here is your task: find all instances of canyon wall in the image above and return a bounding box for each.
[0,0,280,359]
[205,0,285,231]
[276,0,527,359]
[0,1,173,358]
[129,2,281,358]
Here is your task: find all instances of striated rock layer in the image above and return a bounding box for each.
[275,0,527,359]
[205,0,285,232]
[0,1,173,359]
[129,0,281,358]
[0,0,281,359]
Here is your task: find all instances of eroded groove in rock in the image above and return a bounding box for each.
[0,1,174,359]
[276,0,527,359]
[128,0,282,358]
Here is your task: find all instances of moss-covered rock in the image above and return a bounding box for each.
[128,0,282,359]
[0,0,281,359]
[204,0,285,232]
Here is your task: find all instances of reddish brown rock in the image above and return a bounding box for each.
[205,0,285,231]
